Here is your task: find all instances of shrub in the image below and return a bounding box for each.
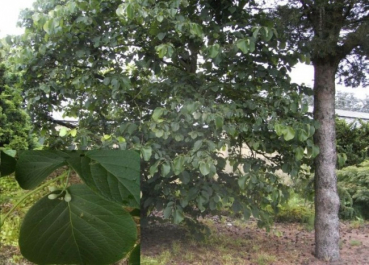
[337,160,369,219]
[0,60,34,150]
[336,118,369,168]
[268,192,315,225]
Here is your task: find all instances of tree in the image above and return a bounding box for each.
[274,0,368,260]
[7,0,318,238]
[335,91,369,112]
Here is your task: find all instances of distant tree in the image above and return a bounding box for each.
[274,0,368,260]
[303,90,369,113]
[335,91,369,112]
[335,91,358,110]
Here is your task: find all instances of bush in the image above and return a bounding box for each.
[336,118,369,168]
[337,160,369,219]
[0,60,34,150]
[267,192,315,226]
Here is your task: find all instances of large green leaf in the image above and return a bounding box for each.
[282,126,295,141]
[199,161,210,176]
[15,151,68,189]
[173,207,185,224]
[19,184,137,264]
[236,39,249,54]
[208,44,220,58]
[0,151,17,177]
[128,244,140,265]
[141,146,152,161]
[86,150,139,181]
[152,107,164,121]
[67,150,140,207]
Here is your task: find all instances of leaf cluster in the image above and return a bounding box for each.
[0,150,140,264]
[336,118,369,168]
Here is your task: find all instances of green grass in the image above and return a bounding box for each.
[349,240,362,246]
[350,216,365,229]
[254,252,277,265]
[0,173,66,264]
[141,250,171,265]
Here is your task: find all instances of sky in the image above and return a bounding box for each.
[0,0,368,98]
[0,0,35,38]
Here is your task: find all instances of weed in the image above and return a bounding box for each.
[0,177,42,247]
[303,215,315,232]
[350,240,361,246]
[183,252,195,262]
[272,229,283,237]
[141,250,172,265]
[350,216,365,229]
[141,256,161,265]
[171,241,181,255]
[252,244,261,252]
[339,240,344,249]
[255,252,277,265]
[233,218,250,229]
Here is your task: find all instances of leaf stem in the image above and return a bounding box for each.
[0,171,69,227]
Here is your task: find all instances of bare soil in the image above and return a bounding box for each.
[142,217,369,265]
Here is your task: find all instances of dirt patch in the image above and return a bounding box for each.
[142,217,369,265]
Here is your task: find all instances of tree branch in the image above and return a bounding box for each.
[160,59,186,72]
[46,116,77,128]
[342,0,355,20]
[338,21,369,60]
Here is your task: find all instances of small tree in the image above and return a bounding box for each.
[8,0,318,232]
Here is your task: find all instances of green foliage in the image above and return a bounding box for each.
[0,150,17,177]
[5,0,318,231]
[270,193,314,226]
[275,1,368,87]
[0,174,52,249]
[336,118,369,168]
[20,184,137,265]
[337,160,369,220]
[335,91,369,113]
[128,243,140,265]
[0,57,34,150]
[0,177,30,247]
[0,150,139,264]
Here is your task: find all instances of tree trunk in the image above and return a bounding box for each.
[313,60,340,261]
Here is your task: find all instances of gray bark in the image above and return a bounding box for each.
[313,60,340,261]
